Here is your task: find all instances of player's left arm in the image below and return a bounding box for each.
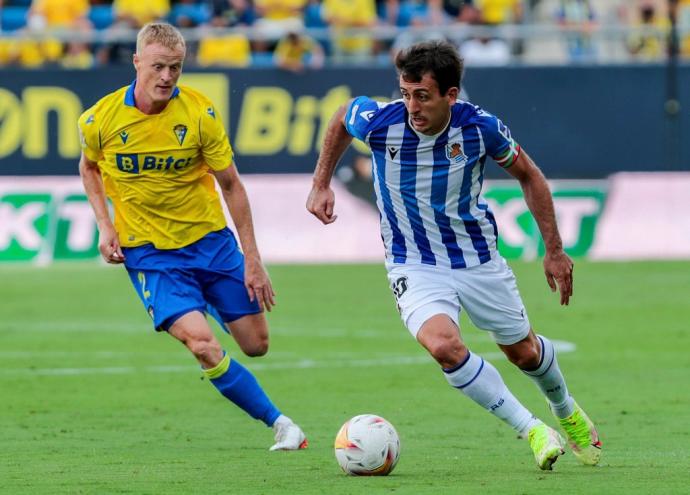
[504,148,574,305]
[212,165,275,312]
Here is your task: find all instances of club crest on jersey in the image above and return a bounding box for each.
[207,107,216,119]
[173,124,187,145]
[119,130,129,144]
[446,142,466,163]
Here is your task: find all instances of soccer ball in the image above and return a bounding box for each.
[334,414,400,476]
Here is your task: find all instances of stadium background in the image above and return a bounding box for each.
[1,0,689,264]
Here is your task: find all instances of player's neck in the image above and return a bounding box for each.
[133,88,169,115]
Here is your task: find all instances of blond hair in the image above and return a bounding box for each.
[136,22,186,54]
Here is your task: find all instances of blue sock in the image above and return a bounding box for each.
[204,353,281,426]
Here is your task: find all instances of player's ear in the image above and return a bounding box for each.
[446,87,459,102]
[133,53,139,70]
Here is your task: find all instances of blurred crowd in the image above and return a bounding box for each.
[0,0,689,69]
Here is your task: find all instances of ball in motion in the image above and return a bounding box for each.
[334,414,400,476]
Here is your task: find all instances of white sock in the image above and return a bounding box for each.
[273,414,291,428]
[522,335,574,419]
[444,352,540,436]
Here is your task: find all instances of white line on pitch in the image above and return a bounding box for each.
[0,341,575,377]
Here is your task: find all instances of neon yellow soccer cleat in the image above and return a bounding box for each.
[528,423,566,470]
[557,402,602,466]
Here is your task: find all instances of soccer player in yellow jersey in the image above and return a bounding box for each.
[78,22,307,451]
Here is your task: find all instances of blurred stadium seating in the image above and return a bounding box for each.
[0,0,687,68]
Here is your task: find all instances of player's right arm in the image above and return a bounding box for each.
[78,107,125,264]
[79,153,125,264]
[306,102,352,225]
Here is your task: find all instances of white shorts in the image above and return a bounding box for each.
[386,256,531,345]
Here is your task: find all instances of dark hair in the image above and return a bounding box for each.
[394,40,463,96]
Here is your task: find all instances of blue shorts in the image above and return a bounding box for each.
[122,228,261,332]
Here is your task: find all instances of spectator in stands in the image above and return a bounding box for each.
[196,30,252,66]
[28,0,90,30]
[112,0,170,28]
[11,0,93,68]
[206,0,256,27]
[253,0,307,36]
[195,0,255,67]
[322,0,377,63]
[273,29,324,71]
[303,0,327,29]
[555,0,597,62]
[169,0,211,28]
[475,0,522,25]
[391,7,447,59]
[678,0,690,58]
[251,0,307,61]
[376,0,399,26]
[98,0,170,65]
[460,26,511,65]
[428,0,480,25]
[626,1,669,61]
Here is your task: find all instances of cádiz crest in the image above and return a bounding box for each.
[173,124,187,146]
[446,142,466,163]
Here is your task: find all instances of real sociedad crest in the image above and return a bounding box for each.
[173,124,187,146]
[446,142,466,163]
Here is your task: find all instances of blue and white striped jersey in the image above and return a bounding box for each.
[345,96,521,269]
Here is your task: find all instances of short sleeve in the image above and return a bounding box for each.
[344,96,382,141]
[476,109,521,168]
[200,105,233,171]
[77,109,102,163]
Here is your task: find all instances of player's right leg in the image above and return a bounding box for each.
[227,313,307,451]
[168,311,281,426]
[187,229,306,451]
[167,311,305,450]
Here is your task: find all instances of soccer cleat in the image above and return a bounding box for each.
[556,401,602,466]
[269,419,308,451]
[528,423,566,470]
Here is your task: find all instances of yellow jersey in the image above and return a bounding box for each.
[78,82,232,249]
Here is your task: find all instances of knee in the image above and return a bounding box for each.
[507,342,541,370]
[426,336,466,369]
[188,336,223,364]
[242,335,269,357]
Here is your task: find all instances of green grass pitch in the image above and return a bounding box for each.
[1,261,688,494]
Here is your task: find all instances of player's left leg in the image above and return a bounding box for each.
[499,331,573,419]
[455,257,569,469]
[501,331,602,465]
[226,312,269,357]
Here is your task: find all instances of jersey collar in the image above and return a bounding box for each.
[124,80,180,107]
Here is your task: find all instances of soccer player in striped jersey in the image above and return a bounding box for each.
[78,22,306,451]
[308,40,601,470]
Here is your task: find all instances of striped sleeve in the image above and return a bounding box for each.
[476,109,521,168]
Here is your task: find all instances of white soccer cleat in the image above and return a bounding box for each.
[269,417,308,451]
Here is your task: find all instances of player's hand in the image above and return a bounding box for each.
[543,249,573,306]
[306,186,338,224]
[244,255,276,312]
[98,224,125,264]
